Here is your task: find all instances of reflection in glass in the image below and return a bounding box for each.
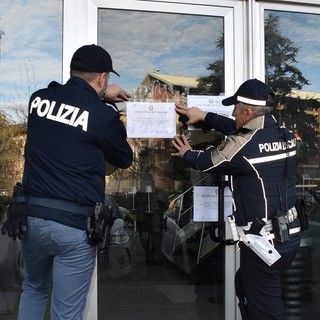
[265,10,320,319]
[0,0,63,318]
[98,8,225,320]
[98,9,224,96]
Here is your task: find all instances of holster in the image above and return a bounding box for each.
[238,218,281,266]
[295,198,309,231]
[86,202,116,252]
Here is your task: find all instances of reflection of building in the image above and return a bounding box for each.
[289,89,320,101]
[140,70,198,102]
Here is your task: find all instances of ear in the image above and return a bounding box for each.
[98,72,106,86]
[245,107,254,120]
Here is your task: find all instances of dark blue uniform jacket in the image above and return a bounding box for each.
[23,77,133,229]
[183,113,297,226]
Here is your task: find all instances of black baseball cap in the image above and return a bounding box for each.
[222,79,275,107]
[70,44,120,76]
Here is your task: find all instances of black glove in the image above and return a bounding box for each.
[178,113,212,133]
[1,183,28,240]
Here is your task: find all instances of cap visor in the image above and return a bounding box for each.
[222,95,236,106]
[112,70,120,77]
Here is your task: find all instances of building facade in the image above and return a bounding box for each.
[1,1,320,319]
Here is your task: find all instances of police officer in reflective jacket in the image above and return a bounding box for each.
[17,44,133,320]
[171,79,301,320]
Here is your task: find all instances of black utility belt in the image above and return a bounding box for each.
[234,206,300,244]
[264,208,298,230]
[28,197,93,215]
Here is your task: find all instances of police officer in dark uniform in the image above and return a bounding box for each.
[171,79,301,320]
[15,44,133,319]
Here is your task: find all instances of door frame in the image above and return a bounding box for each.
[63,1,246,319]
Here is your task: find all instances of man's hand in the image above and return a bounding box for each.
[175,104,207,125]
[104,84,131,102]
[171,135,192,158]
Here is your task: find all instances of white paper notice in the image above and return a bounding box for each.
[193,186,233,222]
[126,102,176,138]
[187,95,234,130]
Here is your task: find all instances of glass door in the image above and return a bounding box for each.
[1,1,319,319]
[63,1,240,319]
[0,1,63,319]
[254,1,320,319]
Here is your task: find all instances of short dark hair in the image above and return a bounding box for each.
[70,70,101,82]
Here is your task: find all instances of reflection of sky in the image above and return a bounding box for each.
[98,10,223,93]
[0,0,63,110]
[0,1,319,113]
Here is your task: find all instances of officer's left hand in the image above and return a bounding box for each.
[104,84,131,102]
[171,134,192,158]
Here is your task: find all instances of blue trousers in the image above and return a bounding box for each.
[18,216,96,320]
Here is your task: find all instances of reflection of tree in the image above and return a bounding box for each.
[278,97,320,165]
[265,14,319,164]
[265,14,309,97]
[0,113,26,194]
[196,13,309,97]
[6,61,41,125]
[193,32,224,95]
[109,138,155,193]
[129,141,155,184]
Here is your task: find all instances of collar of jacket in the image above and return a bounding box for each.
[68,76,99,98]
[243,114,277,131]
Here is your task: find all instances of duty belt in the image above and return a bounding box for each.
[28,197,93,215]
[266,207,299,240]
[237,207,300,241]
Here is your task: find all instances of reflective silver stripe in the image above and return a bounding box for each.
[237,96,266,106]
[287,207,298,223]
[267,226,300,240]
[248,150,296,164]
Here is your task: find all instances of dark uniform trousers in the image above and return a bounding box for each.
[235,234,301,320]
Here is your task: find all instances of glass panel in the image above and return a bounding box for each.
[265,10,320,320]
[0,0,63,318]
[98,8,225,320]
